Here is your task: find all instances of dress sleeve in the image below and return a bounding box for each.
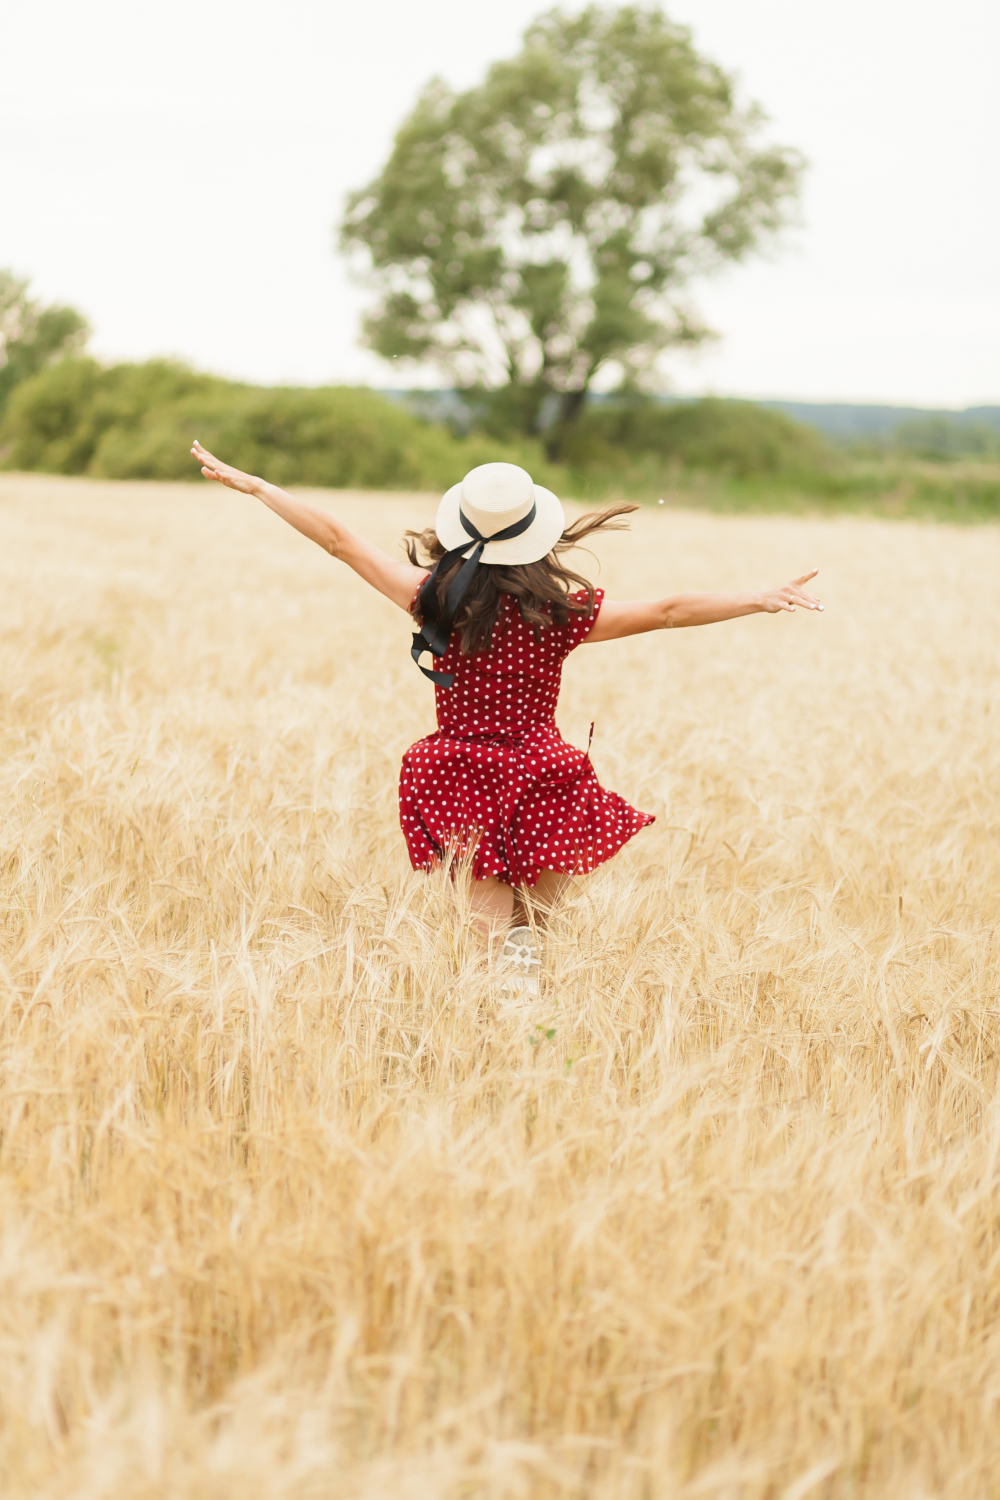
[559,587,604,657]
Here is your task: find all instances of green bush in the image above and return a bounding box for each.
[0,359,223,475]
[0,359,564,492]
[7,361,995,523]
[890,416,1000,462]
[561,396,834,478]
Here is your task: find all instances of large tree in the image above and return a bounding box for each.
[341,4,803,455]
[0,271,89,420]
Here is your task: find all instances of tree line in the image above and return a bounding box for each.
[1,5,995,495]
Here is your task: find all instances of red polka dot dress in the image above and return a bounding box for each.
[399,585,655,887]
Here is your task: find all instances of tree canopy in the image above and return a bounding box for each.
[341,4,803,454]
[0,271,89,419]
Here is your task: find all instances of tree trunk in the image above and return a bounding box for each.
[542,387,590,461]
[558,387,589,427]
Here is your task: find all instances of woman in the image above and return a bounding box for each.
[192,443,822,985]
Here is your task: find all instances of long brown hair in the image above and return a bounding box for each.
[404,504,638,656]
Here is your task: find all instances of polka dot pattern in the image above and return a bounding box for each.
[399,585,655,887]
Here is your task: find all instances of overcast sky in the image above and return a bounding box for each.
[3,0,997,406]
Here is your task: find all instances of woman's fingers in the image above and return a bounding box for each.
[787,578,824,610]
[192,441,255,495]
[765,580,824,612]
[191,439,221,468]
[191,440,240,487]
[761,568,824,614]
[192,439,225,468]
[194,445,229,482]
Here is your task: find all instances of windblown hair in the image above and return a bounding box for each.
[404,504,639,656]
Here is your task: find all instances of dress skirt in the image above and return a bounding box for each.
[399,722,653,886]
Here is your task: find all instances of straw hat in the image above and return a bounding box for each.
[435,463,566,566]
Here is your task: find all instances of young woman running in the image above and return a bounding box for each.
[191,444,822,983]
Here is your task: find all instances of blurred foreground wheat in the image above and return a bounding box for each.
[2,474,1000,1498]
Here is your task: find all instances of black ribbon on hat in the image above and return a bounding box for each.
[411,501,537,688]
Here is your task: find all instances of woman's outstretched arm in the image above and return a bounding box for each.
[191,440,426,612]
[586,570,823,642]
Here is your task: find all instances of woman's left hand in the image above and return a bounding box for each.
[760,570,824,613]
[191,439,257,495]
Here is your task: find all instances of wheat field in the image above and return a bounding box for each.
[2,472,1000,1498]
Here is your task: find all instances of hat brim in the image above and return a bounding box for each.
[435,483,566,566]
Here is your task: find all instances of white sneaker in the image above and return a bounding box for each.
[498,926,541,998]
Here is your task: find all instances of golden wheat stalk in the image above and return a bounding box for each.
[1,473,999,1497]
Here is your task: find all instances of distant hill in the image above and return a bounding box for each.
[759,401,1000,444]
[380,390,1000,448]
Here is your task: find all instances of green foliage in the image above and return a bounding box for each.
[0,358,562,491]
[341,4,803,450]
[678,462,1000,523]
[889,415,1000,462]
[0,359,214,475]
[562,397,834,478]
[0,271,89,418]
[5,355,995,524]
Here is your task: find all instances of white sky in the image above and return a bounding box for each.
[2,0,997,406]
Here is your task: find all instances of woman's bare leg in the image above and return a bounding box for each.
[512,870,573,930]
[463,871,571,953]
[468,876,515,944]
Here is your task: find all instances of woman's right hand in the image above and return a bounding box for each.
[191,439,257,495]
[759,569,823,613]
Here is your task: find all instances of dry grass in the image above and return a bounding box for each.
[2,472,1000,1499]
